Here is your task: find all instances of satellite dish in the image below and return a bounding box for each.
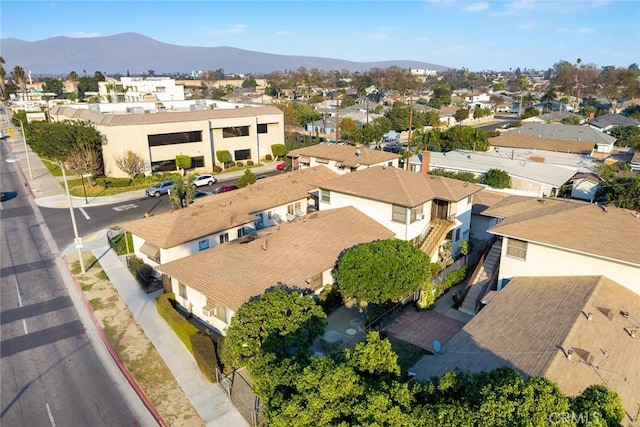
[433,340,442,354]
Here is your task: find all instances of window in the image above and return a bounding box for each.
[148,130,202,147]
[219,233,229,244]
[237,228,247,238]
[506,238,528,260]
[257,123,268,134]
[309,273,323,291]
[192,156,205,168]
[198,239,209,251]
[215,305,228,323]
[222,126,250,138]
[392,205,406,222]
[321,189,330,203]
[179,283,187,299]
[455,228,460,241]
[288,202,302,215]
[234,149,251,161]
[467,195,472,204]
[409,204,423,223]
[151,159,177,172]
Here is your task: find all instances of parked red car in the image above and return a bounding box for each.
[276,163,287,171]
[216,185,238,194]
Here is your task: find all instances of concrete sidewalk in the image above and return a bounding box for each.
[61,231,249,427]
[7,135,280,209]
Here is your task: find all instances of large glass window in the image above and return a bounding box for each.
[222,126,250,138]
[257,123,268,134]
[219,233,229,244]
[321,189,330,203]
[192,156,205,168]
[409,204,423,223]
[198,239,209,251]
[288,202,302,215]
[506,238,528,260]
[234,149,251,161]
[179,283,187,299]
[392,205,406,223]
[148,130,202,147]
[151,159,177,172]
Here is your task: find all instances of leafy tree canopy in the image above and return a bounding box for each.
[483,168,511,189]
[225,287,326,367]
[333,239,431,305]
[237,169,256,188]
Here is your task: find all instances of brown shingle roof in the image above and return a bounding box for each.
[486,198,640,265]
[471,189,510,214]
[156,207,395,311]
[410,276,640,420]
[319,166,484,207]
[489,133,596,154]
[119,166,338,248]
[288,144,400,167]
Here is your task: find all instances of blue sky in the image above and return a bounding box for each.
[1,1,639,71]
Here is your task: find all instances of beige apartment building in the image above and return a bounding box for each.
[49,103,284,178]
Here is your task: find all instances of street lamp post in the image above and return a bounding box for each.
[5,156,85,274]
[19,120,33,179]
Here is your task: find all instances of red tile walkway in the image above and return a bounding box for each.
[384,307,466,353]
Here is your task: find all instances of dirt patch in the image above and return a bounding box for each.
[68,253,204,427]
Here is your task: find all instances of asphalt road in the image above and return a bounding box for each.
[1,146,150,426]
[474,114,522,132]
[40,170,282,250]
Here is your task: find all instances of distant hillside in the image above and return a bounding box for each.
[0,32,450,76]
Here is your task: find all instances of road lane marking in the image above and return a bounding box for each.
[14,277,28,334]
[112,203,138,212]
[46,403,56,426]
[79,207,90,220]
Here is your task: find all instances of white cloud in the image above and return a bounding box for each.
[556,27,595,35]
[413,36,430,42]
[462,2,489,12]
[518,21,538,30]
[275,30,294,37]
[202,24,248,35]
[576,27,595,34]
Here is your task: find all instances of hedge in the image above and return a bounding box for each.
[155,293,199,354]
[191,332,218,383]
[213,165,222,173]
[236,161,244,167]
[265,154,273,161]
[434,265,468,299]
[126,255,155,290]
[95,177,132,188]
[247,160,254,166]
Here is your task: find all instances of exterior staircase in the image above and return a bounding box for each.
[458,240,502,316]
[419,218,455,259]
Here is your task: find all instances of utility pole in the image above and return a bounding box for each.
[335,96,340,143]
[405,95,413,171]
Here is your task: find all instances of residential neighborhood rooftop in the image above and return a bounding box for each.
[156,206,395,311]
[287,144,400,167]
[501,123,617,146]
[587,112,640,129]
[471,189,510,215]
[489,132,596,154]
[119,166,339,248]
[409,275,640,420]
[417,149,583,187]
[484,197,640,266]
[318,166,484,208]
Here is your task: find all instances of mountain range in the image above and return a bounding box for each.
[0,33,449,76]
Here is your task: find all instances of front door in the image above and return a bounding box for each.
[432,199,448,220]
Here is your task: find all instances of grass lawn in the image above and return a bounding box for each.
[385,334,431,373]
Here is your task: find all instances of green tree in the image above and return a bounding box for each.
[175,154,192,175]
[226,287,327,366]
[169,176,196,209]
[271,144,286,159]
[0,56,6,99]
[521,106,540,119]
[333,239,431,306]
[454,108,469,122]
[483,169,511,188]
[242,75,257,89]
[216,150,231,166]
[609,125,640,150]
[42,78,64,97]
[432,83,452,106]
[12,65,26,99]
[68,70,79,95]
[570,384,625,427]
[338,116,360,143]
[237,169,256,188]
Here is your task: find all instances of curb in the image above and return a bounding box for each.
[62,256,168,427]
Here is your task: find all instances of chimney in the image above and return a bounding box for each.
[421,150,431,175]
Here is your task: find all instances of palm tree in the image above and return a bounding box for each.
[541,86,557,112]
[0,56,6,99]
[13,65,26,101]
[68,70,79,95]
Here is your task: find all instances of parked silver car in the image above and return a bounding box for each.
[192,174,216,187]
[145,180,174,197]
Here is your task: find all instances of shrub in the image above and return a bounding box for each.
[435,265,468,298]
[216,150,231,164]
[247,160,254,166]
[95,177,132,188]
[191,332,218,383]
[265,154,273,161]
[213,165,222,173]
[216,337,233,372]
[483,169,511,189]
[126,255,155,289]
[236,161,244,167]
[271,144,286,159]
[155,293,199,354]
[460,240,473,256]
[317,284,342,314]
[416,287,435,310]
[175,154,192,171]
[228,161,236,168]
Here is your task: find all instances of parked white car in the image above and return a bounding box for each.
[192,174,216,187]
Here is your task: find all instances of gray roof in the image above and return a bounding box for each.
[503,123,616,147]
[587,113,640,129]
[412,149,579,187]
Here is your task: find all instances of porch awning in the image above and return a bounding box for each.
[140,241,160,262]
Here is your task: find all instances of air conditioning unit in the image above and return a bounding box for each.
[417,213,425,220]
[202,306,216,317]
